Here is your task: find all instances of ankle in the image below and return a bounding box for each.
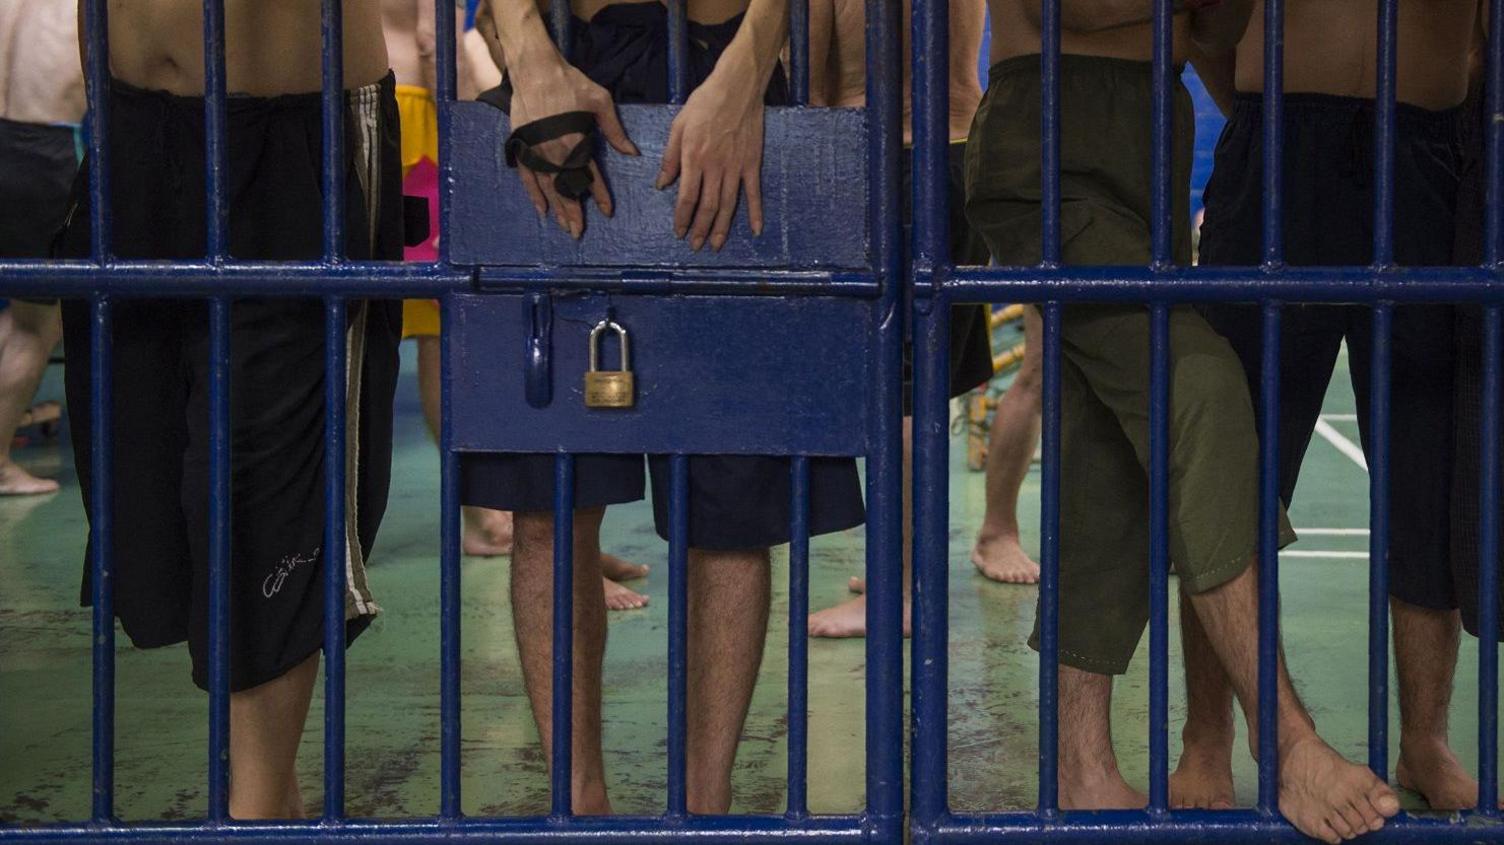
[1399,734,1455,761]
[1181,722,1236,757]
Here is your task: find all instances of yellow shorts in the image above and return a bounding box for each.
[397,84,442,340]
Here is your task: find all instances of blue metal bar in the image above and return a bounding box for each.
[551,454,576,818]
[1038,303,1063,815]
[550,0,572,59]
[1146,304,1170,813]
[1371,0,1397,268]
[321,299,349,820]
[788,0,810,106]
[1256,302,1282,814]
[322,0,345,262]
[89,298,114,824]
[203,0,229,261]
[667,0,689,105]
[910,302,951,830]
[935,811,1504,843]
[1149,0,1172,268]
[82,0,111,262]
[1489,0,1504,269]
[0,261,874,298]
[436,0,456,264]
[864,0,904,833]
[438,297,462,820]
[666,455,689,818]
[0,814,872,843]
[1261,0,1284,266]
[1368,304,1392,779]
[911,0,948,272]
[206,297,232,823]
[1039,0,1061,268]
[1480,304,1501,812]
[786,456,810,820]
[939,265,1504,302]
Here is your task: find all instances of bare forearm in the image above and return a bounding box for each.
[1190,51,1237,116]
[1189,0,1252,56]
[714,0,790,89]
[482,0,561,71]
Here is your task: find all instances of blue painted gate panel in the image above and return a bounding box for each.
[449,293,871,455]
[450,103,870,269]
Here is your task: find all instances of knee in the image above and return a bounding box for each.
[13,305,63,349]
[1172,351,1253,432]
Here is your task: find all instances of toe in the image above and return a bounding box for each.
[1367,782,1400,818]
[1324,812,1355,842]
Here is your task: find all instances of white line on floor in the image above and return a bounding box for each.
[1319,413,1359,422]
[1314,418,1369,472]
[1293,528,1370,536]
[1280,551,1370,559]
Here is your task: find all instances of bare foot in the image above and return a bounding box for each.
[462,507,513,557]
[1397,738,1490,811]
[808,592,912,639]
[601,553,649,583]
[603,577,649,611]
[1279,735,1399,843]
[0,460,60,496]
[1060,768,1148,810]
[1170,743,1235,809]
[971,533,1041,584]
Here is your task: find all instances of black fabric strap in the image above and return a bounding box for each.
[503,111,598,200]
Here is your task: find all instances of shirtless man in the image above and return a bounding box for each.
[475,0,864,813]
[381,0,651,610]
[968,3,1399,841]
[0,0,82,495]
[60,0,403,819]
[803,0,1021,639]
[1183,0,1486,813]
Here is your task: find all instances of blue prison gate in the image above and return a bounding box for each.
[0,0,1499,844]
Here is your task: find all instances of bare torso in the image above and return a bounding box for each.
[103,0,388,96]
[383,0,426,89]
[811,0,984,142]
[1235,0,1480,110]
[0,0,85,123]
[552,0,750,26]
[988,0,1193,66]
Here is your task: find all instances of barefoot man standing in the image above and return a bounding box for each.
[967,2,1401,841]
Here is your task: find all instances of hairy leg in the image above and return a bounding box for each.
[228,652,320,819]
[1189,562,1398,843]
[0,302,63,495]
[971,306,1041,584]
[511,507,611,814]
[1392,599,1483,809]
[686,547,771,813]
[1170,586,1237,809]
[1057,664,1146,809]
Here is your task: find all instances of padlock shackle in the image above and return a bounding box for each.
[588,319,631,372]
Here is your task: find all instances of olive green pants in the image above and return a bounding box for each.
[965,54,1296,675]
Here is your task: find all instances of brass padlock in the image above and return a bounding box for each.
[584,319,635,409]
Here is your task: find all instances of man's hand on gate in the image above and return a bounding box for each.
[655,54,768,252]
[508,57,638,238]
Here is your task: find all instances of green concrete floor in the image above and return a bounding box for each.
[0,329,1492,823]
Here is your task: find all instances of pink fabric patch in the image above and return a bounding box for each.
[403,157,441,262]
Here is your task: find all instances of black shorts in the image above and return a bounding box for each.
[1450,89,1503,639]
[1198,93,1465,611]
[900,142,995,414]
[0,116,78,304]
[56,77,405,691]
[463,3,864,549]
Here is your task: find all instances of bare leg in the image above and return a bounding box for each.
[1170,587,1236,809]
[0,302,63,495]
[1189,562,1399,843]
[686,547,770,813]
[416,336,516,557]
[511,507,611,814]
[1392,599,1483,809]
[971,307,1041,585]
[808,420,913,638]
[228,652,320,819]
[1058,664,1147,808]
